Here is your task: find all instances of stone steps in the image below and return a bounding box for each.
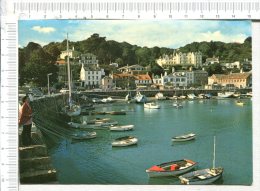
[20,169,57,183]
[19,156,53,173]
[19,145,48,159]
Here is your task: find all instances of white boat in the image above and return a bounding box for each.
[67,105,82,117]
[155,92,166,100]
[144,102,161,109]
[68,119,118,129]
[101,97,114,103]
[71,131,97,140]
[179,95,186,99]
[179,136,223,185]
[111,136,138,147]
[179,167,223,185]
[146,159,197,178]
[187,94,197,99]
[246,92,252,97]
[135,91,147,103]
[217,92,234,98]
[125,93,135,102]
[173,102,183,109]
[109,125,134,131]
[236,100,245,106]
[172,133,196,142]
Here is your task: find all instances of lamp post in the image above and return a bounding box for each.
[47,73,53,95]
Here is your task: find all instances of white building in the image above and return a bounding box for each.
[118,64,147,73]
[60,46,80,59]
[157,52,202,68]
[221,61,241,69]
[80,64,105,88]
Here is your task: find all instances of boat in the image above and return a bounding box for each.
[236,100,245,106]
[173,102,183,109]
[111,136,138,147]
[125,92,135,102]
[217,92,234,98]
[109,125,134,131]
[62,34,81,117]
[135,91,147,103]
[172,133,196,142]
[144,102,161,109]
[146,159,197,178]
[155,92,166,100]
[246,92,252,97]
[71,131,97,140]
[204,93,212,99]
[92,98,103,103]
[108,111,126,115]
[68,119,118,129]
[187,94,197,99]
[101,97,114,103]
[179,95,186,99]
[179,136,224,185]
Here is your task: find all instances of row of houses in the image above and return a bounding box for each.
[57,51,251,90]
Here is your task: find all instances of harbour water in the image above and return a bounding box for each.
[45,98,252,185]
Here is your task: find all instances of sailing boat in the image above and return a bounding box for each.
[64,34,81,117]
[179,136,223,185]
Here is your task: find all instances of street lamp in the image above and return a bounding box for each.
[47,73,53,95]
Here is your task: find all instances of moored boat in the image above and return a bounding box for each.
[146,159,197,178]
[71,131,97,140]
[172,133,196,142]
[155,92,166,100]
[144,102,161,109]
[173,102,183,109]
[179,167,224,185]
[236,100,245,106]
[111,136,138,147]
[109,125,134,131]
[179,136,223,185]
[135,91,147,103]
[187,94,197,99]
[217,92,234,98]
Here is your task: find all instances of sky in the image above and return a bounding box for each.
[18,20,251,49]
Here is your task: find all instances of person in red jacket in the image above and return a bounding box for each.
[19,96,33,146]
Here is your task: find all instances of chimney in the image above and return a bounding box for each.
[240,68,244,73]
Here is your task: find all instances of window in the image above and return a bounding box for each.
[96,76,98,80]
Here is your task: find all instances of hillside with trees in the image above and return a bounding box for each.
[19,34,251,87]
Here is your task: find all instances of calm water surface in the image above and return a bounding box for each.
[47,99,252,185]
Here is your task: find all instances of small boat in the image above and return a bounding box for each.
[146,159,197,178]
[108,111,126,115]
[101,97,114,103]
[68,119,118,129]
[179,136,223,185]
[125,93,135,102]
[92,98,103,103]
[187,94,197,99]
[111,136,138,147]
[173,102,183,109]
[66,105,81,117]
[109,125,134,131]
[155,92,166,100]
[217,92,234,98]
[204,93,212,99]
[236,100,245,106]
[172,133,196,142]
[135,91,147,103]
[246,92,252,97]
[179,167,224,185]
[71,131,97,140]
[179,95,186,99]
[144,102,161,109]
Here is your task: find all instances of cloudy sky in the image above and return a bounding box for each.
[19,20,251,49]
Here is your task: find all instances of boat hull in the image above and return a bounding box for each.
[112,137,138,147]
[172,134,196,142]
[109,125,134,131]
[146,163,197,178]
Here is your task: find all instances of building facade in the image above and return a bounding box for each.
[208,72,252,88]
[80,64,105,88]
[118,64,147,74]
[101,76,114,90]
[156,52,202,68]
[79,53,99,65]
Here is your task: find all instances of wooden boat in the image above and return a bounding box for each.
[179,136,223,185]
[172,133,196,142]
[68,119,118,129]
[144,102,161,109]
[108,111,126,115]
[71,131,97,140]
[146,159,197,178]
[109,125,134,131]
[111,136,138,147]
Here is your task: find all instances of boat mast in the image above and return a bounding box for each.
[213,136,216,168]
[67,33,72,106]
